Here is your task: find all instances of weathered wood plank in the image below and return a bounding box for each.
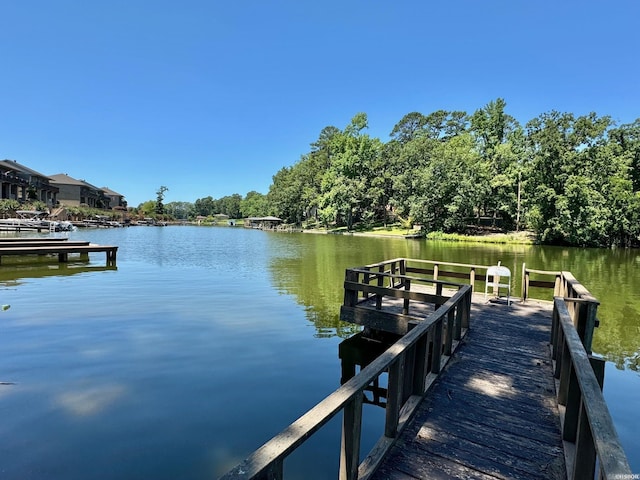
[0,243,118,264]
[371,299,567,480]
[373,445,500,480]
[0,240,89,247]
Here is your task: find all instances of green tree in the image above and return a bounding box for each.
[138,200,156,217]
[165,201,194,220]
[523,111,639,245]
[409,133,484,232]
[240,191,269,218]
[155,186,168,215]
[217,194,243,218]
[318,113,383,229]
[609,119,640,191]
[470,98,522,228]
[193,196,216,217]
[267,166,305,223]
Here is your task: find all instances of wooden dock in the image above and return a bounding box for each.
[219,258,631,480]
[370,297,566,480]
[0,239,118,264]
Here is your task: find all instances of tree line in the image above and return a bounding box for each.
[152,98,640,247]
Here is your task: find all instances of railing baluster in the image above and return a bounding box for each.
[412,335,428,395]
[344,269,358,308]
[260,459,283,480]
[454,301,463,340]
[444,309,454,356]
[573,399,596,480]
[563,363,581,443]
[385,354,405,438]
[431,319,443,374]
[340,391,364,480]
[376,264,384,310]
[403,278,410,315]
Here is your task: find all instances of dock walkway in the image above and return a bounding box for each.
[371,297,566,480]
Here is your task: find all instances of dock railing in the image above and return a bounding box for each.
[521,264,600,353]
[382,257,491,293]
[552,298,631,479]
[340,259,473,335]
[522,262,633,478]
[220,284,472,480]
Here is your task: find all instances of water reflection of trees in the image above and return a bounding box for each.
[266,233,640,368]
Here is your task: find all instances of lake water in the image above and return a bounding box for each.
[0,226,638,478]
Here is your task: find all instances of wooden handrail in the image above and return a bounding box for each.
[359,258,498,294]
[551,298,631,479]
[522,264,600,353]
[220,285,472,480]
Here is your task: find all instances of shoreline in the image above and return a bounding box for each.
[301,227,536,245]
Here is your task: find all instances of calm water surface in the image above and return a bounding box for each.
[0,226,638,478]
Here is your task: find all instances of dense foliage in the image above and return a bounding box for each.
[256,101,639,247]
[141,99,639,247]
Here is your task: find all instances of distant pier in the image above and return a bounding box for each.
[0,237,118,265]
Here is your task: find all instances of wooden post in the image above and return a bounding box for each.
[435,282,443,310]
[402,279,410,315]
[340,391,363,480]
[431,319,443,374]
[261,459,283,480]
[463,289,471,330]
[558,342,571,402]
[343,269,358,308]
[385,354,405,438]
[433,263,439,281]
[399,259,406,287]
[554,327,564,379]
[444,308,454,355]
[581,301,599,354]
[573,400,596,480]
[563,364,581,443]
[550,300,559,356]
[469,267,475,293]
[454,301,463,340]
[363,267,371,300]
[521,263,527,302]
[412,335,428,395]
[389,261,397,288]
[554,273,562,297]
[589,356,605,390]
[376,265,384,310]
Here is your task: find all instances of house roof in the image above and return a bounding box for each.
[101,186,124,198]
[49,173,103,191]
[0,159,52,179]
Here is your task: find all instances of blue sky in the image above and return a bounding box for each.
[1,1,638,207]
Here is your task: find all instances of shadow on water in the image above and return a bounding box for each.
[0,261,117,287]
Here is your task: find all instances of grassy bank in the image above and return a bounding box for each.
[313,224,536,244]
[425,231,535,245]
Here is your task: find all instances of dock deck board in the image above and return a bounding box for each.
[0,243,118,263]
[369,297,566,480]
